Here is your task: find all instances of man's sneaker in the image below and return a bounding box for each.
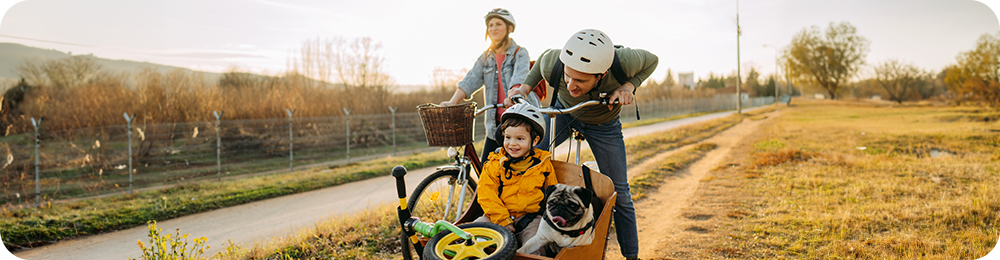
[625,257,641,260]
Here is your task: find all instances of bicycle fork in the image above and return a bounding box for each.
[444,165,469,223]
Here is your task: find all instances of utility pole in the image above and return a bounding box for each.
[736,0,742,114]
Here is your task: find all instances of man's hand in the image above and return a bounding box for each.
[608,82,636,110]
[505,224,516,232]
[503,84,526,108]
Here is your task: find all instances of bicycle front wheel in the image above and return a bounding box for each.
[423,222,516,260]
[408,169,477,224]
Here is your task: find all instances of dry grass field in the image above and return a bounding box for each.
[659,99,999,259]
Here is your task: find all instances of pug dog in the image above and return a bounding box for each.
[518,184,598,255]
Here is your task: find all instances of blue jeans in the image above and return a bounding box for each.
[536,104,638,258]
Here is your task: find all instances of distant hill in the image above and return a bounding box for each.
[0,42,222,85]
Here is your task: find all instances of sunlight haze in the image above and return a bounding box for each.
[1,0,998,90]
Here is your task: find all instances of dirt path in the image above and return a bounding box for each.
[603,110,781,260]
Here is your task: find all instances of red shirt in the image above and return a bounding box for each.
[495,53,506,118]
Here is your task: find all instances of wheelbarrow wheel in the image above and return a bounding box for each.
[423,222,517,260]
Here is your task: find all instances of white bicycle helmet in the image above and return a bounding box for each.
[500,103,545,138]
[560,29,614,74]
[484,8,516,32]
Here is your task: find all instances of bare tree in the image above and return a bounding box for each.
[17,56,104,89]
[873,59,926,104]
[783,22,870,99]
[288,37,395,113]
[430,67,466,92]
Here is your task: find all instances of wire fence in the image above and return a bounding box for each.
[0,95,773,206]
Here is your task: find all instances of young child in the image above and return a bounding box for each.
[476,103,557,246]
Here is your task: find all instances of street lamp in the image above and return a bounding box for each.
[763,44,779,104]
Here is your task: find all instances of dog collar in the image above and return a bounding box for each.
[543,214,595,238]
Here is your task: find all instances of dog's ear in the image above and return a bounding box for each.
[544,185,558,199]
[573,186,593,208]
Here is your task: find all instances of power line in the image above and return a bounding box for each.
[0,33,106,49]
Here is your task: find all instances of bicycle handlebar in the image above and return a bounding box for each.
[474,94,620,117]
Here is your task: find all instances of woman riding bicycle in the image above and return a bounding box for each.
[440,8,541,163]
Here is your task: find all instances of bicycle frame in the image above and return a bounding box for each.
[436,142,481,222]
[417,95,615,224]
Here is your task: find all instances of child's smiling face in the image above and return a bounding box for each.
[502,125,538,159]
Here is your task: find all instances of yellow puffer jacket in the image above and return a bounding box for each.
[478,148,558,226]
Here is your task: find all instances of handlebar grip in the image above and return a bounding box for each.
[510,94,524,103]
[391,165,407,199]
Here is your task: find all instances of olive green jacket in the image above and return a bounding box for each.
[522,47,658,124]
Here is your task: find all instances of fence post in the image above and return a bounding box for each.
[287,109,296,173]
[647,99,653,118]
[213,111,224,181]
[30,117,41,208]
[389,106,397,157]
[660,97,665,116]
[343,108,352,164]
[124,113,135,194]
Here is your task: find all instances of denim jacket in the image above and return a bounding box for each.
[457,39,540,140]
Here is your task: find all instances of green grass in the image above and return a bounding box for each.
[623,116,737,167]
[575,105,777,167]
[630,143,718,201]
[703,100,999,259]
[621,111,717,129]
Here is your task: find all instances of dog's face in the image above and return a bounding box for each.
[543,184,594,228]
[519,184,598,255]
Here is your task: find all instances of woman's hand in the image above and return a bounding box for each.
[440,100,456,106]
[608,82,635,110]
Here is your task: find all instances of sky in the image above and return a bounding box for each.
[0,0,998,90]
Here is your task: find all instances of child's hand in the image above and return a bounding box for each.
[505,224,515,232]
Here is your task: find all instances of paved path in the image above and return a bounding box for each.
[11,107,766,260]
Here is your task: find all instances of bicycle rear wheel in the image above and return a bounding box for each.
[408,169,477,223]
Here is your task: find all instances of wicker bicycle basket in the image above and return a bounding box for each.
[417,102,477,147]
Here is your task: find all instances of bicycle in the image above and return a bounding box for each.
[408,94,616,225]
[396,94,621,260]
